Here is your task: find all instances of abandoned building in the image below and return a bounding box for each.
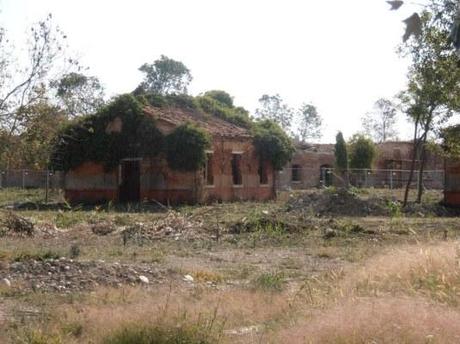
[63,106,276,204]
[278,141,445,190]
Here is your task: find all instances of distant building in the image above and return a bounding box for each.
[278,141,445,190]
[64,106,275,204]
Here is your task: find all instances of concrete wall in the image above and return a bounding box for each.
[64,137,275,204]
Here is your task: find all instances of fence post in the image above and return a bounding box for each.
[22,170,25,189]
[45,170,49,203]
[389,170,393,189]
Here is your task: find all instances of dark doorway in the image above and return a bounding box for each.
[320,164,333,187]
[119,160,140,203]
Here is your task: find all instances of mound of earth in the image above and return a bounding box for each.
[285,189,389,217]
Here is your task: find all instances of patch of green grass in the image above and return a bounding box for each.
[252,272,285,292]
[54,211,86,229]
[13,249,62,262]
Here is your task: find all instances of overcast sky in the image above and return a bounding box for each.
[1,0,430,142]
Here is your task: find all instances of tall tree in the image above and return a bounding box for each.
[51,72,105,117]
[297,103,322,142]
[335,131,349,187]
[362,98,398,143]
[400,0,460,205]
[137,55,192,95]
[255,94,293,134]
[349,134,376,169]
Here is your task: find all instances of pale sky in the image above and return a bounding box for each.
[0,0,427,143]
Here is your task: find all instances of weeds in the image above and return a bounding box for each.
[252,272,285,292]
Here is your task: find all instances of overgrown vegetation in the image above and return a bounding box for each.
[166,123,210,171]
[252,120,295,170]
[50,94,164,171]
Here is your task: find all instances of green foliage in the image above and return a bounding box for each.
[335,131,348,172]
[203,90,234,107]
[195,95,251,128]
[138,55,192,95]
[51,72,105,117]
[349,134,376,169]
[166,123,210,171]
[387,200,402,218]
[252,272,285,292]
[51,94,164,171]
[441,125,460,158]
[252,120,295,171]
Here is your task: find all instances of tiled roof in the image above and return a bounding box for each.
[144,106,251,138]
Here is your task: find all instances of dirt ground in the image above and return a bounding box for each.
[0,188,460,343]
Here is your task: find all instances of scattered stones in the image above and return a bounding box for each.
[139,275,149,284]
[323,228,337,239]
[90,221,116,236]
[2,278,11,287]
[183,274,194,283]
[121,211,205,243]
[2,258,166,292]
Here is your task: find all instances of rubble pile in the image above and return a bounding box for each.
[1,257,166,292]
[285,189,387,217]
[0,211,34,237]
[121,211,205,243]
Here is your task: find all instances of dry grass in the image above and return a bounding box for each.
[348,242,460,305]
[278,297,460,343]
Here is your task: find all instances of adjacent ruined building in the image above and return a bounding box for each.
[278,141,445,190]
[64,106,275,204]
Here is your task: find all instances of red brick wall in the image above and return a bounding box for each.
[64,137,275,204]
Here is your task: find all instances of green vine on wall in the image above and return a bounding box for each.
[51,93,294,174]
[50,94,164,171]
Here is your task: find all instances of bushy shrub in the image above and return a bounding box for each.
[252,120,295,170]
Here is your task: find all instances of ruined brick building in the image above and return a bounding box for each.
[64,107,275,204]
[278,141,445,190]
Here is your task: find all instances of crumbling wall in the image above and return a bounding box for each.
[65,162,118,203]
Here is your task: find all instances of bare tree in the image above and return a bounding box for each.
[0,14,77,167]
[297,103,322,142]
[362,98,398,143]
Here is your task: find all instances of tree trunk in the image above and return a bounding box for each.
[415,109,434,204]
[416,140,427,203]
[403,116,420,207]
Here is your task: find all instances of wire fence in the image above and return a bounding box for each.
[0,169,64,204]
[278,167,445,191]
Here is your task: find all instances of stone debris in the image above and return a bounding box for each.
[121,211,205,243]
[1,257,166,293]
[224,325,262,336]
[139,275,149,284]
[2,278,11,287]
[90,221,116,236]
[183,274,194,283]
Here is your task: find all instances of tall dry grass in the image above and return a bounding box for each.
[277,297,460,343]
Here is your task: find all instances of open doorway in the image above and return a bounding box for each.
[320,164,333,187]
[119,160,140,202]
